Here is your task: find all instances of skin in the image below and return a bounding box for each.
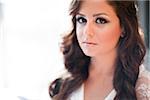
[75,0,122,99]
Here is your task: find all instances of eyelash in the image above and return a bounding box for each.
[95,17,109,24]
[76,16,109,25]
[76,17,87,24]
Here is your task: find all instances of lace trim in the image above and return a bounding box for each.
[136,65,150,100]
[136,83,150,99]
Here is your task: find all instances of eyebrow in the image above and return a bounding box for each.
[76,13,109,17]
[93,13,108,17]
[76,13,85,17]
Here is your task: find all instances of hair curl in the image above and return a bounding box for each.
[49,1,146,100]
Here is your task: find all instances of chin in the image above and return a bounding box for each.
[82,50,97,57]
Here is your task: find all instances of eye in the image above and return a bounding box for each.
[95,17,109,24]
[76,16,87,24]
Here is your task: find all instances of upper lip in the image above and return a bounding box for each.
[82,41,97,45]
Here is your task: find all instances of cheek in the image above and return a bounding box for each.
[76,26,84,42]
[97,26,121,46]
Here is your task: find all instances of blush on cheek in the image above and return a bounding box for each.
[98,29,121,47]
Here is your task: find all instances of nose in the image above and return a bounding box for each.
[84,22,94,37]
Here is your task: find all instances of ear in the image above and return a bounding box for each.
[121,27,125,38]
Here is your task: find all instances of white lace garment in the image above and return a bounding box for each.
[69,65,150,100]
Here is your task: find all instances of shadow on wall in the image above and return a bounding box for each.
[17,96,28,100]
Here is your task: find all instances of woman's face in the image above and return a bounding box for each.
[76,0,122,57]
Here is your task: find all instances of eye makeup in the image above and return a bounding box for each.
[76,13,110,25]
[76,16,87,24]
[95,17,109,24]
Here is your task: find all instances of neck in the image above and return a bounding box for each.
[89,49,117,78]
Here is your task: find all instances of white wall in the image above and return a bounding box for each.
[1,0,71,99]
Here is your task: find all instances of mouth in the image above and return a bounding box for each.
[82,42,97,45]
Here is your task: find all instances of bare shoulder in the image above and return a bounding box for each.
[136,65,150,100]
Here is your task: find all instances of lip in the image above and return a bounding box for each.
[82,42,97,45]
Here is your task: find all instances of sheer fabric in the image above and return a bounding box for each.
[136,65,150,100]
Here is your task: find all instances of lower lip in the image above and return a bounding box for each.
[83,42,97,46]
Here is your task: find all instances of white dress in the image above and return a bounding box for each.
[69,84,116,100]
[69,65,150,100]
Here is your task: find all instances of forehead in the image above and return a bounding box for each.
[79,0,116,16]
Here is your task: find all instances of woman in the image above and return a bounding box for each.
[49,0,150,100]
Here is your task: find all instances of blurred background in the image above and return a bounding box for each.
[0,0,149,100]
[137,1,149,70]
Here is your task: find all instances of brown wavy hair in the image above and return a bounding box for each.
[49,0,146,100]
